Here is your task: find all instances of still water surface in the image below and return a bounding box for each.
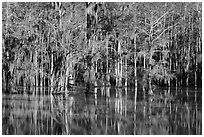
[2,87,202,135]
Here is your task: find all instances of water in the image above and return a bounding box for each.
[2,87,202,135]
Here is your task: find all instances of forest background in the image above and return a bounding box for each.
[2,2,202,94]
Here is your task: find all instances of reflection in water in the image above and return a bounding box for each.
[2,87,202,135]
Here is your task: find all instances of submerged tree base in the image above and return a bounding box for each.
[148,90,155,96]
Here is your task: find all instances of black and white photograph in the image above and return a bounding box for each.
[2,2,202,135]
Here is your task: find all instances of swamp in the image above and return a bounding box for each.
[2,2,202,135]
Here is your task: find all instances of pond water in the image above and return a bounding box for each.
[2,87,202,135]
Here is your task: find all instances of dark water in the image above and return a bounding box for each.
[2,87,202,135]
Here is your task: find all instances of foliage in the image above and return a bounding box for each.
[2,2,202,93]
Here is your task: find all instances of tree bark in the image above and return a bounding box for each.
[134,36,137,88]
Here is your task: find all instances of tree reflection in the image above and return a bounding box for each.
[2,87,202,135]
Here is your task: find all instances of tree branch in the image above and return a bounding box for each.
[152,22,180,43]
[135,26,149,36]
[152,11,169,27]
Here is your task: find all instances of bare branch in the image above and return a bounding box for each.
[135,26,149,36]
[152,22,180,43]
[152,11,169,27]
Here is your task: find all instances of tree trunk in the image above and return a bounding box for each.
[50,53,54,93]
[118,40,122,87]
[95,61,98,87]
[175,34,178,87]
[185,12,191,87]
[106,38,110,86]
[115,61,118,86]
[125,55,127,87]
[134,36,137,88]
[65,55,69,89]
[35,50,38,87]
